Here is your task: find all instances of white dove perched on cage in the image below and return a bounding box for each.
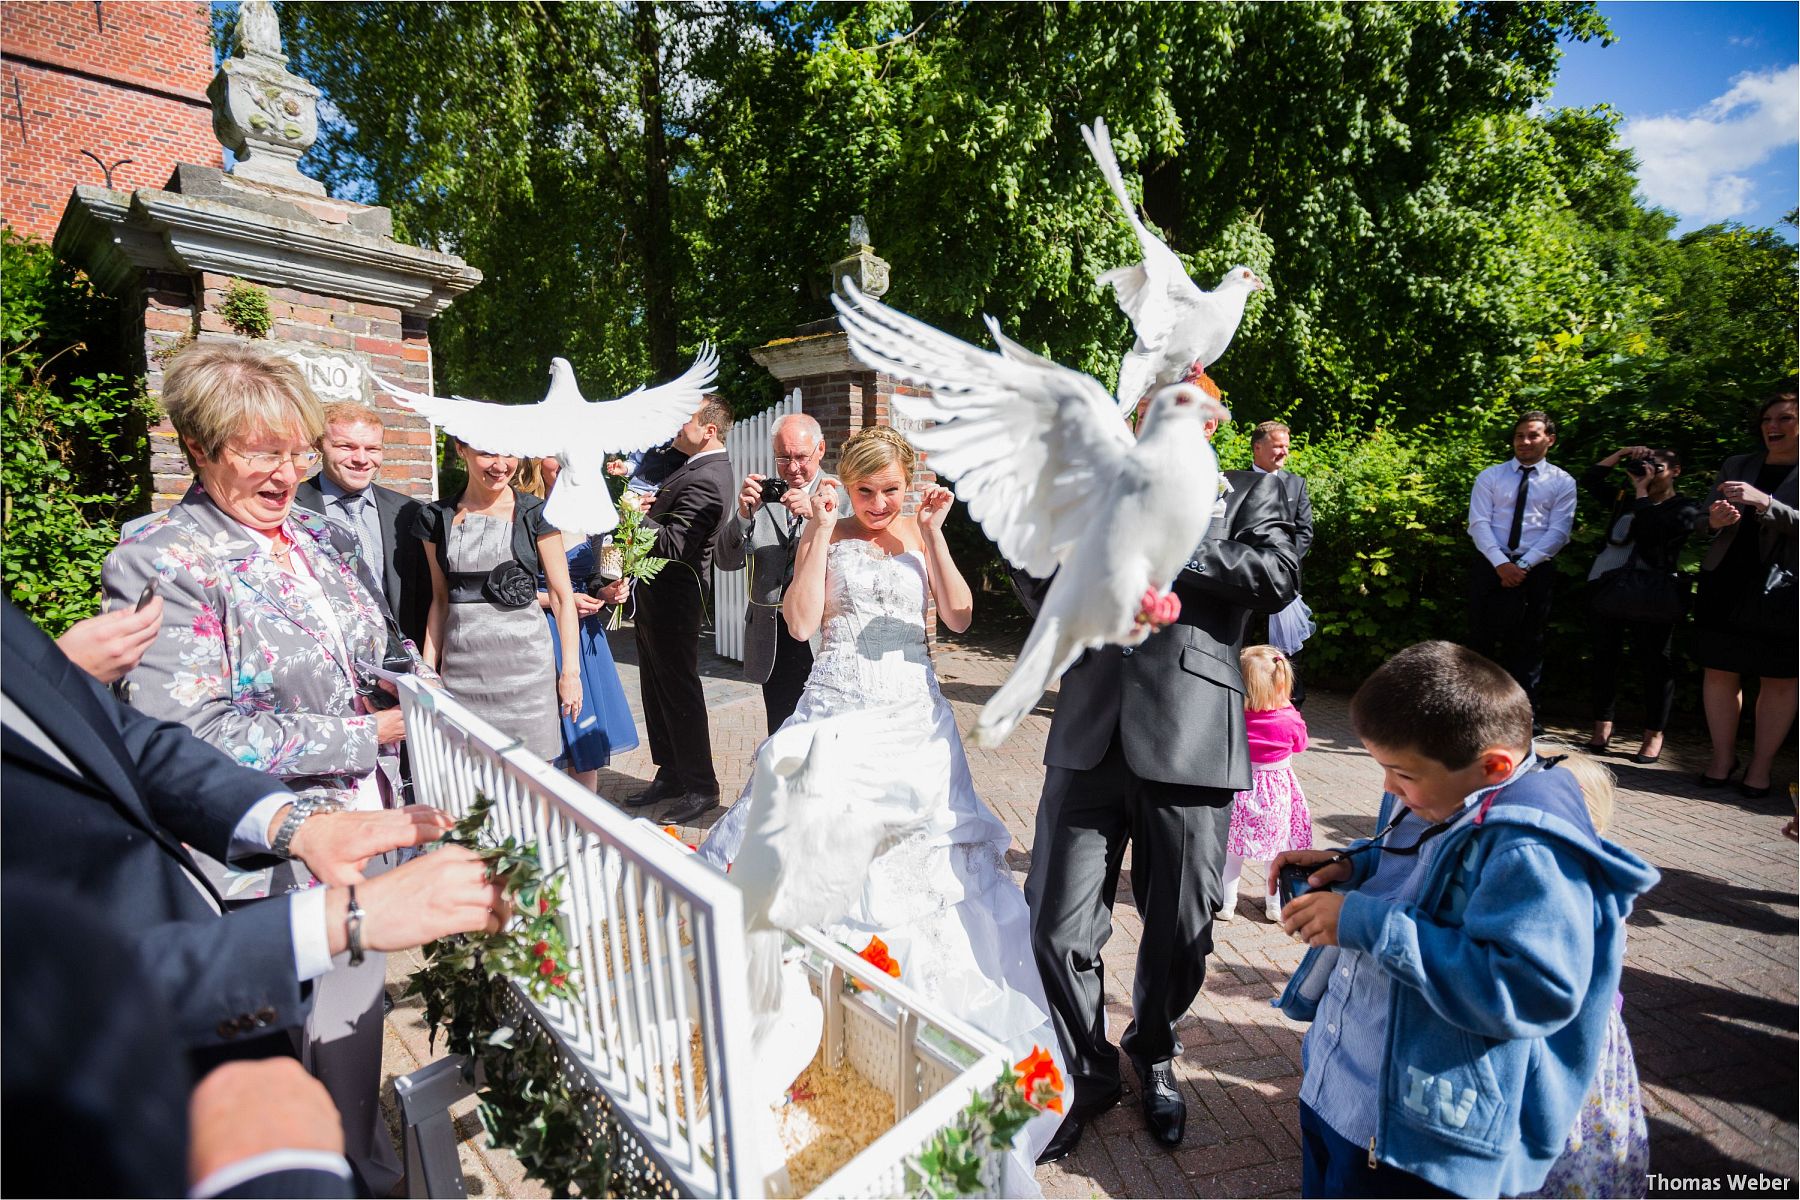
[831,282,1224,746]
[372,348,718,537]
[1082,116,1263,412]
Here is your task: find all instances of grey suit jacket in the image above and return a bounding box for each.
[1038,471,1300,791]
[295,475,432,646]
[713,477,835,684]
[1700,452,1798,573]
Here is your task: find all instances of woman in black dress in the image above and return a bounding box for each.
[1581,447,1704,764]
[1695,391,1798,797]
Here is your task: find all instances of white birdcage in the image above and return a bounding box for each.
[395,679,1011,1197]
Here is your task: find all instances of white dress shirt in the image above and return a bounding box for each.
[1467,457,1577,570]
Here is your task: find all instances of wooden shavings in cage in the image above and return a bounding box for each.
[774,1052,894,1196]
[596,904,695,975]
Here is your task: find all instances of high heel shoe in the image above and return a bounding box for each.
[1698,759,1740,787]
[1583,740,1611,753]
[1738,780,1774,799]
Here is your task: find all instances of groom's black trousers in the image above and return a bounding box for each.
[1025,731,1233,1103]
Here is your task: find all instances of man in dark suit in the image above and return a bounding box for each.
[713,413,831,733]
[624,397,738,824]
[295,402,432,645]
[1023,418,1300,1163]
[0,601,506,1061]
[1230,419,1315,704]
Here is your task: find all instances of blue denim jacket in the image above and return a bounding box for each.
[1274,765,1659,1196]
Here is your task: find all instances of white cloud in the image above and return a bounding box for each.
[1621,64,1798,222]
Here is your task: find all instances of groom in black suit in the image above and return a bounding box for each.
[626,397,738,824]
[1024,416,1299,1162]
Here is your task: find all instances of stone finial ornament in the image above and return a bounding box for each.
[208,0,325,195]
[831,215,889,300]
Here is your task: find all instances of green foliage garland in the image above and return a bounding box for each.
[218,278,274,340]
[904,1063,1042,1198]
[1,231,153,634]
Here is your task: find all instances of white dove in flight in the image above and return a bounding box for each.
[726,707,937,1108]
[832,282,1223,746]
[372,347,718,537]
[1082,116,1263,412]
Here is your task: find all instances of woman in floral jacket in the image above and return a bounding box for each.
[101,342,424,1195]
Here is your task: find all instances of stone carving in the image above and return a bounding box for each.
[831,216,890,300]
[234,0,286,63]
[208,0,325,195]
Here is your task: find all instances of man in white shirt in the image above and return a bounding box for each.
[714,413,831,733]
[1466,411,1577,726]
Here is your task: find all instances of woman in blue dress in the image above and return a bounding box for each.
[532,458,640,787]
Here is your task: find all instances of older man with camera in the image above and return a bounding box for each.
[714,413,832,733]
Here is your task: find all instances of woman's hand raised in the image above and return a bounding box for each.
[805,479,842,531]
[917,484,954,533]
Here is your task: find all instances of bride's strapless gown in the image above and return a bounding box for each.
[700,539,1065,1189]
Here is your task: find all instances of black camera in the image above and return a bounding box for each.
[759,477,790,504]
[1276,863,1316,910]
[1622,458,1648,477]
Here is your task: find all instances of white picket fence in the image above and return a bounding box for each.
[394,677,1011,1197]
[714,389,802,661]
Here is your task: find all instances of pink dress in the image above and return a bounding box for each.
[1226,705,1313,859]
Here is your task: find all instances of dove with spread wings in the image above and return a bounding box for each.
[373,348,718,538]
[1082,117,1263,413]
[832,282,1225,747]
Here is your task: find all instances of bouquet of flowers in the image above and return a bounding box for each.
[605,495,671,630]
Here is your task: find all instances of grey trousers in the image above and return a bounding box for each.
[302,852,403,1196]
[1025,733,1234,1105]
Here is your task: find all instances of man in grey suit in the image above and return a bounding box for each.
[1024,414,1300,1163]
[714,413,831,733]
[294,402,432,646]
[1231,419,1314,704]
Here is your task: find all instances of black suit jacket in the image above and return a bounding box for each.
[1039,471,1300,790]
[295,475,432,646]
[639,450,736,616]
[0,604,307,1051]
[1227,468,1313,560]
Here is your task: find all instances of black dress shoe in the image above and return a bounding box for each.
[1034,1085,1121,1165]
[661,791,720,825]
[1130,1055,1186,1147]
[1739,780,1775,799]
[627,777,681,808]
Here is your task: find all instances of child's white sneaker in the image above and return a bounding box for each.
[1265,894,1282,923]
[1216,889,1239,921]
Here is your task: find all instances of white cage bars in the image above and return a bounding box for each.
[394,678,1012,1198]
[714,388,803,662]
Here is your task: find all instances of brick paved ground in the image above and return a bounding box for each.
[382,623,1798,1198]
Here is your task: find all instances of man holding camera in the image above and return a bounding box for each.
[714,413,830,733]
[1466,411,1577,729]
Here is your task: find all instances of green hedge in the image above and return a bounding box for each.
[1,231,153,634]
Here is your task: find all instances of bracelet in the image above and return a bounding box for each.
[345,885,366,967]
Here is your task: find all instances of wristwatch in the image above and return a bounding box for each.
[271,796,339,860]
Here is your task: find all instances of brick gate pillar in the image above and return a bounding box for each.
[50,0,480,507]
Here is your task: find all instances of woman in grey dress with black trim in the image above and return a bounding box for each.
[416,441,581,757]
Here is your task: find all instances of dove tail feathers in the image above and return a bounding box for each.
[975,613,1070,747]
[746,928,785,1024]
[542,473,620,539]
[1082,118,1139,231]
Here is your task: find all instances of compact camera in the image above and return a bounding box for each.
[1276,863,1316,910]
[1622,455,1664,478]
[759,477,791,504]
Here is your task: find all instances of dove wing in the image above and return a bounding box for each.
[578,344,720,453]
[832,285,1134,579]
[371,375,573,458]
[1082,118,1204,358]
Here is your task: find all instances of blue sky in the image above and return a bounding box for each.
[1550,1,1798,236]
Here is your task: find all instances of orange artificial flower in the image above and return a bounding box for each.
[1015,1045,1065,1114]
[858,935,903,979]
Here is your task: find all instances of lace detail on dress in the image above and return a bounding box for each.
[801,540,941,711]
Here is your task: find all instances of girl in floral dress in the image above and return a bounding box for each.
[1218,644,1312,922]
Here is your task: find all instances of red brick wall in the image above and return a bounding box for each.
[2,1,217,239]
[145,275,438,508]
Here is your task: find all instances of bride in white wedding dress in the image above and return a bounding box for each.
[699,425,1066,1190]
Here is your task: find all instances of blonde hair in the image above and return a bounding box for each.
[514,457,545,498]
[1241,644,1293,712]
[836,425,916,488]
[161,341,324,469]
[321,400,383,433]
[1560,752,1615,835]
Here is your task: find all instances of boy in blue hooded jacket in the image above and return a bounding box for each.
[1271,641,1659,1198]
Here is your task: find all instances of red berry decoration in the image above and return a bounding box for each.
[539,896,551,913]
[551,974,567,988]
[538,958,557,977]
[533,940,549,958]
